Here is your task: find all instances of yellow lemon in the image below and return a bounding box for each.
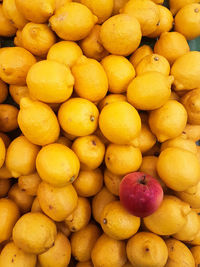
[91,234,127,267]
[64,197,91,232]
[175,3,200,40]
[121,0,160,36]
[14,29,23,47]
[181,89,200,125]
[100,14,142,56]
[31,197,42,213]
[37,181,78,221]
[127,72,173,111]
[13,212,57,254]
[56,136,72,147]
[6,136,40,178]
[49,2,97,41]
[98,94,127,111]
[18,172,41,196]
[80,25,109,62]
[8,183,34,214]
[38,232,71,267]
[73,169,103,197]
[36,143,80,187]
[18,97,60,146]
[0,4,16,37]
[135,54,170,76]
[21,23,56,57]
[171,51,200,91]
[55,0,71,10]
[129,45,153,68]
[169,0,199,15]
[27,60,74,103]
[0,47,36,85]
[126,232,168,267]
[80,0,113,23]
[101,55,135,94]
[143,195,191,235]
[72,135,105,170]
[99,101,141,145]
[47,41,83,68]
[0,242,36,267]
[100,201,140,240]
[154,32,190,65]
[183,124,200,142]
[157,147,200,191]
[92,187,117,224]
[0,138,6,169]
[130,123,156,154]
[15,0,55,23]
[58,98,99,137]
[112,0,129,15]
[71,223,101,262]
[0,198,20,243]
[72,56,108,102]
[105,144,142,175]
[165,239,195,267]
[9,85,29,105]
[0,164,12,179]
[147,5,173,38]
[149,100,187,142]
[104,169,123,196]
[2,0,28,29]
[173,210,200,241]
[191,246,200,266]
[176,181,200,209]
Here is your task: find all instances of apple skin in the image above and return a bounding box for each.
[119,172,164,217]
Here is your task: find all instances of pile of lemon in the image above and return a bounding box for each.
[0,0,200,266]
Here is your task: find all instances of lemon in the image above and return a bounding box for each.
[72,56,108,102]
[15,0,55,23]
[36,143,80,187]
[171,51,200,91]
[101,55,135,94]
[121,0,160,36]
[149,100,187,142]
[98,94,127,111]
[191,246,200,266]
[79,25,109,61]
[100,14,142,56]
[0,137,6,169]
[143,195,191,235]
[126,232,168,267]
[47,41,83,68]
[58,98,99,137]
[99,101,141,145]
[169,0,199,15]
[49,2,97,41]
[157,147,200,191]
[127,72,173,111]
[129,45,153,68]
[13,212,57,254]
[27,60,74,103]
[18,97,60,146]
[80,0,113,23]
[100,201,140,240]
[21,23,56,57]
[0,4,16,37]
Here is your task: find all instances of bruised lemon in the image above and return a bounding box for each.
[99,101,141,145]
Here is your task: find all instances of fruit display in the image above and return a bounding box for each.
[0,0,200,266]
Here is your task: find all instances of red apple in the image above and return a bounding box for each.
[119,172,163,217]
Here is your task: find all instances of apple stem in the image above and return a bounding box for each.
[139,175,146,185]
